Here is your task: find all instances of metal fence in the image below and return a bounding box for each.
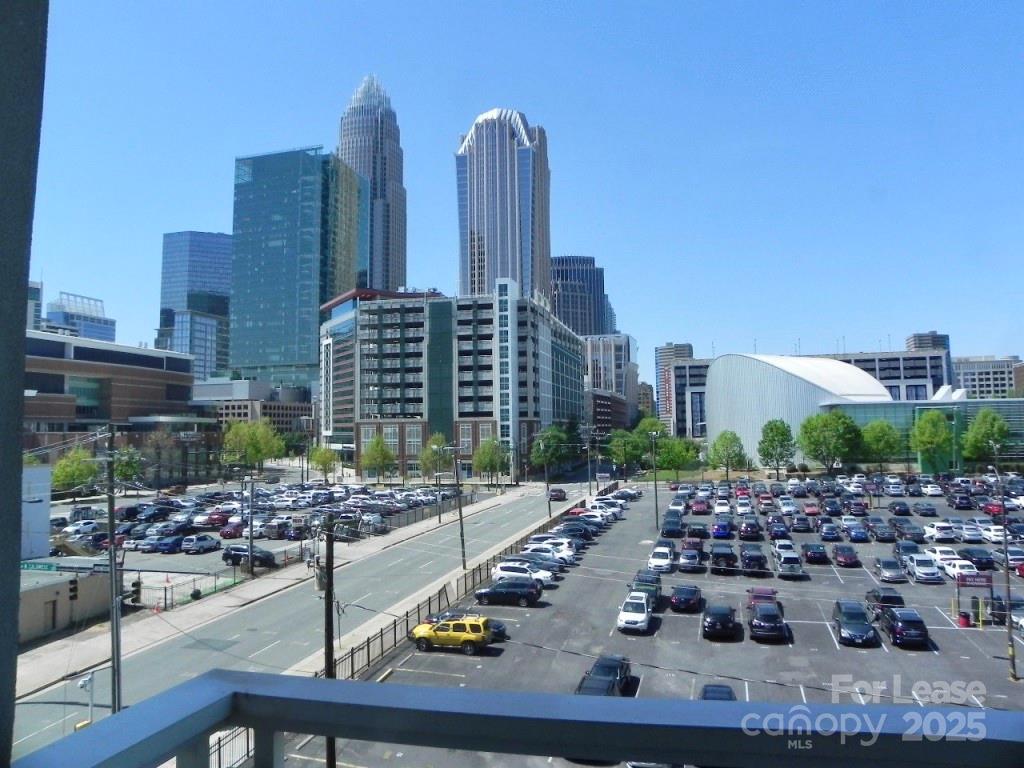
[206,485,614,767]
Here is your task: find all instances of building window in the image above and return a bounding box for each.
[383,425,399,454]
[459,423,473,454]
[405,424,422,455]
[887,386,901,401]
[360,426,376,452]
[479,423,493,442]
[906,385,928,401]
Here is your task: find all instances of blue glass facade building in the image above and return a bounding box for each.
[456,109,551,301]
[45,292,116,342]
[155,231,232,381]
[551,255,615,336]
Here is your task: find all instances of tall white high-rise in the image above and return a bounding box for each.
[338,75,406,291]
[456,109,551,300]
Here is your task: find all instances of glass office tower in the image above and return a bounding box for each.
[46,292,116,341]
[338,75,406,292]
[551,255,616,336]
[155,231,232,381]
[230,147,333,390]
[456,109,551,301]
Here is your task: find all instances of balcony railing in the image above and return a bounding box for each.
[12,668,1024,768]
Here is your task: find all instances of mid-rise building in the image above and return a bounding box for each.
[906,330,950,352]
[585,389,628,434]
[45,292,115,342]
[954,355,1022,398]
[654,342,694,431]
[550,255,614,336]
[26,280,42,330]
[637,381,654,417]
[1014,361,1024,396]
[582,335,639,424]
[191,378,313,434]
[818,350,953,401]
[671,358,711,439]
[604,296,618,335]
[456,109,551,301]
[320,281,583,478]
[337,75,406,292]
[231,146,363,391]
[155,231,232,381]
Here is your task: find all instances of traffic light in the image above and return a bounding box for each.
[68,578,79,601]
[130,580,141,604]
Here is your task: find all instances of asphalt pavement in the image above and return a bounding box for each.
[13,481,590,760]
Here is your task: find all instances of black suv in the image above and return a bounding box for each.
[222,544,276,568]
[831,599,879,646]
[575,654,632,696]
[709,543,738,574]
[878,606,930,648]
[865,587,906,619]
[739,545,769,576]
[475,577,541,607]
[702,604,739,640]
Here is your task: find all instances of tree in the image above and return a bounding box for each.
[962,408,1011,466]
[23,453,40,466]
[418,433,450,479]
[607,429,644,478]
[530,426,569,471]
[860,420,902,472]
[473,438,505,486]
[658,437,699,479]
[798,411,862,474]
[758,420,796,480]
[361,434,396,482]
[52,447,97,493]
[310,446,338,480]
[909,410,954,475]
[223,420,285,472]
[114,447,144,493]
[708,431,746,480]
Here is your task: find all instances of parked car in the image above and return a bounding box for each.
[872,557,907,583]
[774,551,806,580]
[905,554,944,583]
[832,544,860,567]
[647,546,675,573]
[957,547,996,570]
[474,577,541,607]
[702,604,739,640]
[832,599,879,646]
[800,542,829,564]
[878,606,930,648]
[864,587,906,619]
[617,592,653,634]
[677,549,702,573]
[739,545,769,576]
[492,562,554,587]
[747,602,788,642]
[181,534,221,554]
[407,618,492,655]
[912,502,938,517]
[871,524,896,543]
[699,684,737,700]
[222,544,276,568]
[156,535,186,554]
[575,655,632,697]
[887,501,911,516]
[548,488,567,502]
[627,570,663,608]
[709,543,738,575]
[669,584,702,612]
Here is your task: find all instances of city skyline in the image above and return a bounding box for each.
[27,3,1023,382]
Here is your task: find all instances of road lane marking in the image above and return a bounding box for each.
[249,640,280,658]
[392,668,466,678]
[13,713,79,746]
[418,559,434,569]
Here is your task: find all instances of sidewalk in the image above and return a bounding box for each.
[16,487,530,699]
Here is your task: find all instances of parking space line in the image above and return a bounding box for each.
[744,681,750,701]
[818,604,841,650]
[689,678,696,700]
[635,674,644,697]
[970,695,985,708]
[391,668,466,678]
[696,616,704,640]
[863,566,881,586]
[799,685,807,703]
[830,566,845,584]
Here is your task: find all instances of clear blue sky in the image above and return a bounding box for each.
[31,1,1023,382]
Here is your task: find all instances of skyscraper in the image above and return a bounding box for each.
[551,255,615,336]
[230,147,335,389]
[337,75,406,292]
[46,292,116,342]
[654,342,694,430]
[155,231,232,381]
[456,109,551,300]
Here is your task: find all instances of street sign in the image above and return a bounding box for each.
[21,561,57,572]
[957,573,992,587]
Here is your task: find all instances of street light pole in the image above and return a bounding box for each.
[989,456,1018,682]
[452,448,467,570]
[104,426,122,714]
[649,431,660,529]
[323,511,336,768]
[541,439,552,519]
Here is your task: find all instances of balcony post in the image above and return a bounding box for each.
[174,734,209,768]
[253,727,283,768]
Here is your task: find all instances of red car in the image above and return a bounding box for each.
[99,534,127,550]
[832,544,861,567]
[220,522,244,539]
[668,482,680,491]
[803,502,820,516]
[690,499,709,514]
[207,510,231,527]
[1016,563,1024,579]
[982,501,1003,516]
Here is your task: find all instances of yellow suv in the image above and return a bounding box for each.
[408,617,493,655]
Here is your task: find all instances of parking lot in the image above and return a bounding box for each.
[282,482,1024,767]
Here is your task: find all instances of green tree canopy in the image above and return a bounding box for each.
[658,437,699,479]
[23,453,41,466]
[708,431,747,480]
[419,433,450,479]
[798,411,862,474]
[310,446,338,480]
[962,408,1011,465]
[758,420,796,480]
[909,410,954,474]
[114,447,143,485]
[360,434,396,481]
[473,438,506,485]
[223,420,285,471]
[52,447,97,492]
[607,429,644,476]
[632,416,668,440]
[531,425,569,469]
[861,420,902,471]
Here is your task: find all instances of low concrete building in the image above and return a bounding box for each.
[18,568,110,645]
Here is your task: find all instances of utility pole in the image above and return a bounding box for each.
[105,425,122,714]
[990,457,1018,682]
[452,449,467,570]
[649,431,660,529]
[247,475,255,579]
[323,511,336,768]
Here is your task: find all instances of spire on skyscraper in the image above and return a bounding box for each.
[348,74,391,111]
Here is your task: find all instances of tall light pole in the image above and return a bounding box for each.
[540,439,552,519]
[451,447,467,570]
[649,431,660,529]
[989,457,1018,682]
[103,426,122,714]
